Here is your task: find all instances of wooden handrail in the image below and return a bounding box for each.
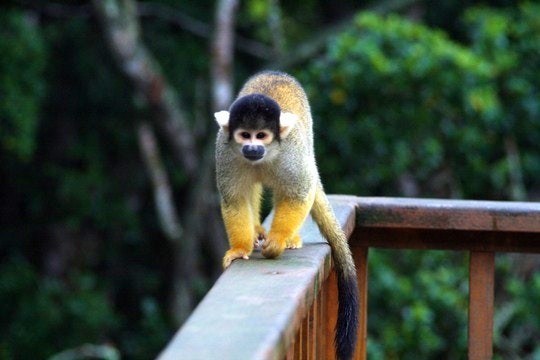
[157,196,540,360]
[157,196,358,360]
[356,197,540,232]
[352,197,540,360]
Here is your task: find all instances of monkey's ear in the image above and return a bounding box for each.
[279,112,298,138]
[214,111,230,132]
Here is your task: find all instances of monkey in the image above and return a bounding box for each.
[214,71,359,360]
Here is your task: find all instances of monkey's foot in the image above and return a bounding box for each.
[262,237,286,259]
[286,234,302,249]
[254,225,267,248]
[223,249,250,269]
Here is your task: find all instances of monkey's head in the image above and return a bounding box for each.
[215,94,298,163]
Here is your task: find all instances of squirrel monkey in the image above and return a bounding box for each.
[215,71,359,360]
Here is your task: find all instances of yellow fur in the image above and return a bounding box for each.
[263,193,314,258]
[252,183,265,240]
[221,199,255,268]
[287,233,302,249]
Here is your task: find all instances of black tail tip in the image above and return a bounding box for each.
[335,274,359,360]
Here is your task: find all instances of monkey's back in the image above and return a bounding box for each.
[238,71,313,146]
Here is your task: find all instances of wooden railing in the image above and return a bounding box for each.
[157,196,540,360]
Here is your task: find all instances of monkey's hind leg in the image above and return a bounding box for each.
[254,224,267,248]
[221,199,256,268]
[252,183,267,247]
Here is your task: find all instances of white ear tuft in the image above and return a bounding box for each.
[214,111,230,130]
[279,112,298,138]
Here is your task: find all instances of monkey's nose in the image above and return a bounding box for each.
[242,145,265,161]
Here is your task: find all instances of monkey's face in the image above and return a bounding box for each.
[214,94,299,164]
[233,128,275,162]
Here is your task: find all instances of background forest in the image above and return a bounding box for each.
[1,0,539,359]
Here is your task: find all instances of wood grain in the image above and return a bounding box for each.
[468,252,495,360]
[357,197,540,232]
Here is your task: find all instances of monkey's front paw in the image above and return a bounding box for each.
[286,234,302,249]
[223,249,250,269]
[262,237,286,259]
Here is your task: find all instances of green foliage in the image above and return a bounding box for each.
[300,12,505,198]
[494,256,540,360]
[464,3,540,197]
[0,9,177,359]
[300,6,540,200]
[0,10,46,161]
[0,260,119,359]
[367,250,468,359]
[118,298,172,360]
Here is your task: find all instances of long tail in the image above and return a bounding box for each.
[311,180,359,360]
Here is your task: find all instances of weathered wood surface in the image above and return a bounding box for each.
[355,197,540,253]
[353,228,540,253]
[468,252,495,360]
[157,195,358,360]
[352,244,368,360]
[158,196,540,360]
[357,197,540,232]
[352,197,539,360]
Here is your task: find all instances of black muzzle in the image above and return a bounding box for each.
[242,145,265,161]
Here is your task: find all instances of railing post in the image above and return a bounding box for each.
[353,245,369,360]
[468,251,495,360]
[317,282,325,359]
[324,270,338,360]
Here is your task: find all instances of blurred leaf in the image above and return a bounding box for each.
[0,10,46,161]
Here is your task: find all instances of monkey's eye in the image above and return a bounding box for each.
[240,132,251,139]
[256,132,267,140]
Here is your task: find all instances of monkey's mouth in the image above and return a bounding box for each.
[244,155,264,161]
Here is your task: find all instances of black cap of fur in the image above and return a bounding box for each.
[228,94,281,142]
